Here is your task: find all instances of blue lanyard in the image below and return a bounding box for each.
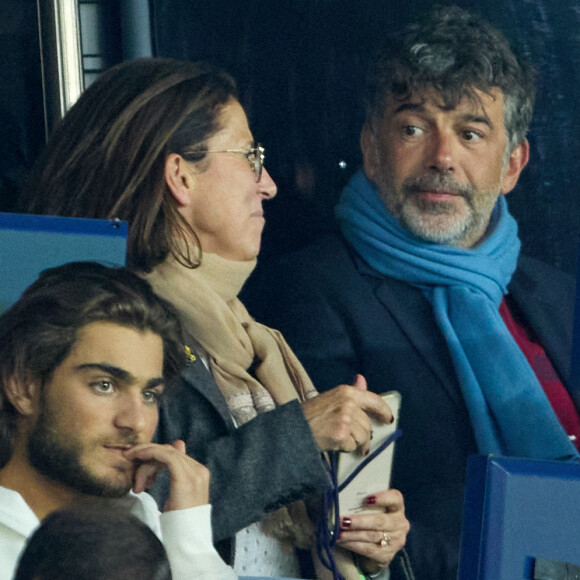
[316,429,402,579]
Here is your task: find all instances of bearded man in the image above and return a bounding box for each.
[0,262,236,580]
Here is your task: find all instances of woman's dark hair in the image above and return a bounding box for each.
[14,508,172,580]
[23,58,237,271]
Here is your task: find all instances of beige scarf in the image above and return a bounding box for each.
[146,252,319,421]
[146,252,319,548]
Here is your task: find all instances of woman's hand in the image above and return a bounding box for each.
[301,375,394,454]
[336,488,410,574]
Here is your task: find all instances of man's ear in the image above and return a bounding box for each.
[360,123,378,182]
[164,153,196,207]
[500,140,530,195]
[4,376,40,417]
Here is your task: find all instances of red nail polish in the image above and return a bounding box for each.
[365,495,377,505]
[390,416,395,424]
[341,517,352,528]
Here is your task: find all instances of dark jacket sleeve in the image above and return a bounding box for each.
[150,357,331,544]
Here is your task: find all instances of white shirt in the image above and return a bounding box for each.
[0,486,237,580]
[234,522,302,578]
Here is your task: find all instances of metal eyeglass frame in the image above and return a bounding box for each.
[204,143,265,182]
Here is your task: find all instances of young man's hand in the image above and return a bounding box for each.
[124,440,210,511]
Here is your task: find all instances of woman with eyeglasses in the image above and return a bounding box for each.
[23,58,410,580]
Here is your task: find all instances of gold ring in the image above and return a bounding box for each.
[380,531,390,547]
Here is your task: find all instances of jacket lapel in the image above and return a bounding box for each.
[369,270,467,412]
[180,348,235,429]
[509,260,579,411]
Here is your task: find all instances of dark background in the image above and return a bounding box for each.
[0,1,44,214]
[1,0,579,274]
[151,0,580,274]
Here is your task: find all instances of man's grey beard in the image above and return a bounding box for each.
[378,172,495,246]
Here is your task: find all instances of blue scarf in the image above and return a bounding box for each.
[337,169,579,460]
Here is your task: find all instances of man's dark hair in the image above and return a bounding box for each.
[13,508,172,580]
[0,261,185,463]
[364,5,536,151]
[23,58,237,271]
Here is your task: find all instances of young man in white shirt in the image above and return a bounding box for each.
[0,261,236,580]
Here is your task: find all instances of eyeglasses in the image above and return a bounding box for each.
[205,143,265,182]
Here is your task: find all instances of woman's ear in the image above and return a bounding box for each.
[164,153,195,207]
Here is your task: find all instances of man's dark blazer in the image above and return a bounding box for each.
[243,233,578,580]
[149,350,331,564]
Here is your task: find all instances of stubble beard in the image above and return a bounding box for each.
[378,172,497,247]
[27,406,135,499]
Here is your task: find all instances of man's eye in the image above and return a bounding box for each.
[91,380,115,394]
[404,125,423,137]
[462,130,483,142]
[143,390,162,404]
